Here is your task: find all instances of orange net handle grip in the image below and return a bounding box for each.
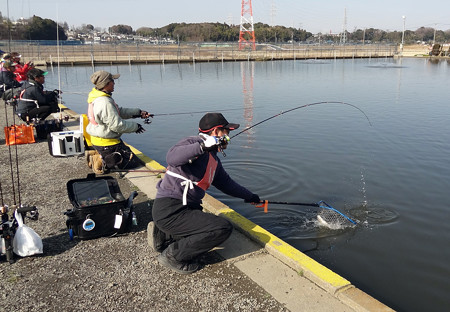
[255,200,268,213]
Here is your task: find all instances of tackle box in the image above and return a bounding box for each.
[65,174,137,240]
[48,117,85,157]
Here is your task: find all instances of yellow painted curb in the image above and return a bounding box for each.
[127,144,166,171]
[217,207,351,290]
[126,142,351,291]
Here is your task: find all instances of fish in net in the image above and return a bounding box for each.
[316,201,356,228]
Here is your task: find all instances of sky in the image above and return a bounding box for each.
[1,0,449,34]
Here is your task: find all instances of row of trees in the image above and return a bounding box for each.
[0,15,67,40]
[138,22,450,44]
[137,22,314,43]
[1,14,450,44]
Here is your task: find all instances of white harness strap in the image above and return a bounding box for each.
[165,170,198,206]
[19,89,39,107]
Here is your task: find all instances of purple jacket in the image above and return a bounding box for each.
[156,135,255,205]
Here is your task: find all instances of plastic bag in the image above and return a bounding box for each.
[13,210,43,257]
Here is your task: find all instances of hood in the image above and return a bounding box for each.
[87,87,110,103]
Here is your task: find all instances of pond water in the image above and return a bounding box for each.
[46,57,450,312]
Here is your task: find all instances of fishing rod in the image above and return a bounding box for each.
[109,169,166,179]
[110,169,166,174]
[11,106,22,205]
[152,107,260,117]
[0,180,4,207]
[4,100,17,205]
[142,107,264,124]
[230,101,372,139]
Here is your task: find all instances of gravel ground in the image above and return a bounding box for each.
[0,103,287,312]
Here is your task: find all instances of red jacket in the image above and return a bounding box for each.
[14,63,32,82]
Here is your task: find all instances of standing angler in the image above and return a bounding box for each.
[86,70,152,173]
[149,112,260,274]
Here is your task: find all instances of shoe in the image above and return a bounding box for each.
[85,150,97,168]
[157,249,202,275]
[91,153,104,174]
[147,221,171,253]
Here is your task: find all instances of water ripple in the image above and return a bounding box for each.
[220,158,306,199]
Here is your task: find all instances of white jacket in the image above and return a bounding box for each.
[86,94,141,140]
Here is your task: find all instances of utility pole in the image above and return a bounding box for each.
[401,16,406,54]
[270,0,277,27]
[433,24,437,45]
[239,0,256,50]
[340,8,347,45]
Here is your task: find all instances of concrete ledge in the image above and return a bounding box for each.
[338,287,394,312]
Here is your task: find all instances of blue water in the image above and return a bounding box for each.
[47,58,450,312]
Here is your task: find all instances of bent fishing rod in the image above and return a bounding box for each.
[230,101,372,140]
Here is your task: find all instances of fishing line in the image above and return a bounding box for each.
[152,107,260,117]
[230,101,372,139]
[4,101,17,205]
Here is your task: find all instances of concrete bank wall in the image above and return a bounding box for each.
[6,43,398,66]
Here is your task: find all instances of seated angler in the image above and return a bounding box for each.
[86,70,152,173]
[0,60,22,101]
[16,68,59,122]
[11,52,34,83]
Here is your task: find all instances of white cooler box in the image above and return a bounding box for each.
[48,130,85,157]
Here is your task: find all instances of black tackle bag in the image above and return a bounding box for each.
[65,173,137,240]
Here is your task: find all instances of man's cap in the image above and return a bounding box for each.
[11,52,21,58]
[27,68,48,79]
[199,112,240,133]
[2,60,18,68]
[90,70,120,90]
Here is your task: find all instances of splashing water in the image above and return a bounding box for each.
[317,209,355,230]
[360,167,368,208]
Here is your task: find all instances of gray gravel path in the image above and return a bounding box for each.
[0,102,287,312]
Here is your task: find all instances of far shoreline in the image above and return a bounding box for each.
[3,42,441,66]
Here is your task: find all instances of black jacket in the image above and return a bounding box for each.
[16,80,56,114]
[0,70,21,91]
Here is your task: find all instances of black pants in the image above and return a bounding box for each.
[19,100,59,122]
[152,197,233,262]
[93,140,142,170]
[19,106,52,122]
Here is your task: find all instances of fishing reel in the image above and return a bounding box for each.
[5,96,18,107]
[16,204,39,221]
[218,135,230,148]
[143,114,154,124]
[217,135,230,157]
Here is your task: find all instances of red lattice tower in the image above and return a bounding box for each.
[239,0,256,50]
